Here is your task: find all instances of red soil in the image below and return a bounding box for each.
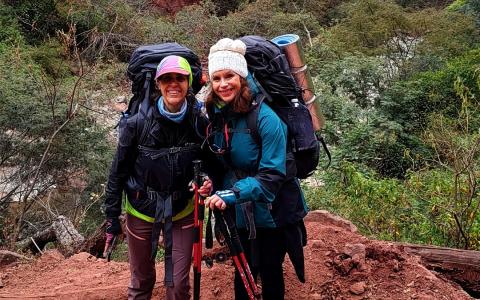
[0,211,472,299]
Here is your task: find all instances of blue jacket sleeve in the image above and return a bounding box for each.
[218,105,287,205]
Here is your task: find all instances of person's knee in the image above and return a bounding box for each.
[130,270,156,290]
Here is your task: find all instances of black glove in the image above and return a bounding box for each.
[106,217,122,235]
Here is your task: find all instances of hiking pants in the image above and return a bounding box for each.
[126,213,194,300]
[234,227,286,300]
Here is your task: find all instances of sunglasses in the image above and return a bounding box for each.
[158,74,188,84]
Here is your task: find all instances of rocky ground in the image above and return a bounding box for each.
[0,211,473,299]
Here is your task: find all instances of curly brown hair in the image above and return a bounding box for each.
[206,77,252,114]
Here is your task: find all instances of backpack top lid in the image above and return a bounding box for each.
[127,43,203,95]
[239,35,302,107]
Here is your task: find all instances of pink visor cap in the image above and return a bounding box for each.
[154,55,193,85]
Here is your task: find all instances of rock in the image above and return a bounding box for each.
[393,259,400,272]
[311,240,323,249]
[333,255,355,275]
[343,243,366,271]
[70,252,92,262]
[305,210,358,233]
[350,281,366,295]
[310,293,322,299]
[344,243,366,260]
[0,278,4,288]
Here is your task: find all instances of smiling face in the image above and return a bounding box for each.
[211,69,242,104]
[156,73,189,113]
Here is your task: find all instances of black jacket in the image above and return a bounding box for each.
[104,96,217,219]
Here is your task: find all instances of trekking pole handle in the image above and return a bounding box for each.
[193,160,206,220]
[193,160,202,187]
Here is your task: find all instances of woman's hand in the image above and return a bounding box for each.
[205,194,227,211]
[189,176,212,197]
[198,177,213,197]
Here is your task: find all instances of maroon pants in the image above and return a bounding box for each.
[126,213,194,300]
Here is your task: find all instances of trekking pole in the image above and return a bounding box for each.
[193,160,205,300]
[104,235,118,262]
[212,210,260,300]
[222,211,260,298]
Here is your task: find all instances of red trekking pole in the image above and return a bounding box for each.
[213,209,260,299]
[193,160,205,300]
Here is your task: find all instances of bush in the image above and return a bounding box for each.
[305,163,480,249]
[380,49,480,134]
[0,40,112,245]
[5,0,68,44]
[0,4,23,45]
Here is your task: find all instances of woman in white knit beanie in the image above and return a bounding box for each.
[204,38,307,300]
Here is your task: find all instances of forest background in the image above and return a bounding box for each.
[0,0,479,255]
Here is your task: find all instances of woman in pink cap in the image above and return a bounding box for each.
[104,55,216,300]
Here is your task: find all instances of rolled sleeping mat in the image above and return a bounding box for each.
[272,34,324,130]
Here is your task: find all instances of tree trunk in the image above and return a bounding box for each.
[0,250,32,268]
[399,243,480,297]
[16,215,85,256]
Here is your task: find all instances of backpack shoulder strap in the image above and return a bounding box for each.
[137,105,154,146]
[136,71,154,146]
[245,94,264,147]
[245,94,266,170]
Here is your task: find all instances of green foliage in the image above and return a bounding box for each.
[0,0,478,253]
[330,0,412,56]
[313,53,428,178]
[420,73,480,249]
[315,54,385,108]
[143,16,182,45]
[0,38,112,243]
[29,40,71,79]
[305,163,480,249]
[173,2,221,56]
[56,0,142,35]
[396,0,451,8]
[0,3,24,45]
[381,49,480,133]
[5,0,68,44]
[410,9,477,63]
[212,0,242,16]
[448,0,480,27]
[263,12,322,40]
[326,0,477,77]
[448,0,467,11]
[171,0,322,57]
[277,0,342,25]
[109,239,129,262]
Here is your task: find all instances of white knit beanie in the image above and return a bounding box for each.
[208,38,248,79]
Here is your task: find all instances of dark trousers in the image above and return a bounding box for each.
[126,213,194,300]
[234,227,286,300]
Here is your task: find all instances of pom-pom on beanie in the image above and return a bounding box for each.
[208,38,248,79]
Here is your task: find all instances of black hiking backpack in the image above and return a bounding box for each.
[119,43,203,142]
[239,35,325,179]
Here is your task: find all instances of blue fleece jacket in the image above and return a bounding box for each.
[211,100,306,229]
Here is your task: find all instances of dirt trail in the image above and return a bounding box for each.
[0,211,473,299]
